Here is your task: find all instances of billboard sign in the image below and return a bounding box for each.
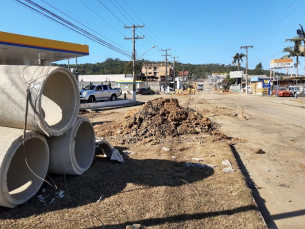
[270,59,293,69]
[262,79,271,95]
[230,71,243,78]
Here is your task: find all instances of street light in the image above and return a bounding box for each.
[137,46,156,89]
[137,46,156,60]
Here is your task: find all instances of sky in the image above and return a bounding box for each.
[1,0,305,74]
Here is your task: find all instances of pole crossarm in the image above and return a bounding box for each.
[124,24,145,101]
[171,56,179,80]
[240,45,254,94]
[161,49,171,85]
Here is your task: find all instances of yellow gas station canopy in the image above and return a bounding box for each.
[0,31,89,65]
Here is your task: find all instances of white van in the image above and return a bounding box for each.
[197,84,204,90]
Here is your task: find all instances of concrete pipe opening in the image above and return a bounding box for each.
[40,69,79,135]
[48,117,95,175]
[0,128,49,208]
[95,140,114,157]
[0,66,79,136]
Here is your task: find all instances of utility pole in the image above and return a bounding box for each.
[240,45,254,94]
[171,56,179,89]
[161,49,171,87]
[124,24,144,101]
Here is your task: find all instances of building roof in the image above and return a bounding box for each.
[0,31,89,65]
[249,75,269,82]
[79,74,132,82]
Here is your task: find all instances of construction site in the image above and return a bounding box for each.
[1,31,305,229]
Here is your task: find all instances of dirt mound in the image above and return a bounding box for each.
[94,97,214,144]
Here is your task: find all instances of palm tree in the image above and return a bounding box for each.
[285,24,305,77]
[232,53,246,71]
[282,45,301,77]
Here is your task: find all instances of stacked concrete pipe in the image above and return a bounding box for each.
[0,65,83,208]
[47,117,96,175]
[0,65,80,136]
[0,127,49,208]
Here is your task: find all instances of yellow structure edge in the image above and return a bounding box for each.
[116,80,142,83]
[0,31,89,55]
[270,59,293,64]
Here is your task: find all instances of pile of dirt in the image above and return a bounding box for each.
[94,97,215,144]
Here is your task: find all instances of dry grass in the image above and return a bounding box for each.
[291,97,305,104]
[0,95,266,228]
[0,135,265,228]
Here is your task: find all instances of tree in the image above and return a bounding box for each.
[284,40,303,77]
[252,62,264,75]
[123,61,142,75]
[232,53,246,71]
[285,24,305,77]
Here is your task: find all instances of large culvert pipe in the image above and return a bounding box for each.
[47,117,95,175]
[0,65,79,136]
[0,127,49,208]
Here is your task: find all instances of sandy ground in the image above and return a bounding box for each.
[92,89,305,229]
[198,90,305,229]
[0,92,267,229]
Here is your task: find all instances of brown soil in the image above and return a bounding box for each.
[0,94,266,228]
[94,97,214,145]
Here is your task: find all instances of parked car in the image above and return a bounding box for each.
[80,84,121,102]
[272,87,290,97]
[136,88,150,95]
[112,87,122,95]
[289,86,304,97]
[197,84,204,90]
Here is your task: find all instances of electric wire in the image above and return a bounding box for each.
[108,0,157,47]
[256,0,297,36]
[14,0,131,58]
[42,0,127,50]
[122,0,169,48]
[108,0,133,25]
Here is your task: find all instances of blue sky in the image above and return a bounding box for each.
[1,0,305,74]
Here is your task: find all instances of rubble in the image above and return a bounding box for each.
[94,98,214,144]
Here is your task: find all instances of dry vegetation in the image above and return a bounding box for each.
[0,97,266,228]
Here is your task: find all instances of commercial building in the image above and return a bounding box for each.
[141,63,174,82]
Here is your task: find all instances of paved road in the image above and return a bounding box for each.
[200,91,305,229]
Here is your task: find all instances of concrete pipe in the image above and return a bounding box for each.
[95,140,114,157]
[0,65,80,136]
[47,117,95,175]
[0,127,49,208]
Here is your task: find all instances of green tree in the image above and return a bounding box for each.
[123,61,142,75]
[232,53,246,71]
[285,24,305,77]
[283,40,302,77]
[252,62,264,75]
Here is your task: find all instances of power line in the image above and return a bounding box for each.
[15,0,131,57]
[124,24,145,101]
[240,46,254,94]
[42,0,127,50]
[161,48,171,85]
[256,0,297,36]
[122,0,169,48]
[97,0,126,26]
[95,0,153,48]
[109,0,133,25]
[78,0,125,37]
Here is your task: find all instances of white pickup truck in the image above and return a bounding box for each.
[80,84,121,103]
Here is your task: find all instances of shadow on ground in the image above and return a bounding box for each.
[230,145,277,229]
[0,146,214,220]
